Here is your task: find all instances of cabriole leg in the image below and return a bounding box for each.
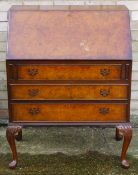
[6,126,22,169]
[115,127,123,141]
[116,124,132,168]
[15,129,22,141]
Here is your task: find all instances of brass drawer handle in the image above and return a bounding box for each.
[99,108,109,115]
[100,69,110,76]
[28,89,39,97]
[27,68,38,76]
[100,89,110,97]
[28,107,40,115]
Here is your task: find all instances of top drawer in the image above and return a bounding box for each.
[7,63,125,81]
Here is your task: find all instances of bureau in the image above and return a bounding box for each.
[6,5,132,169]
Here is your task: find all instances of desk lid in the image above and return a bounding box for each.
[7,5,132,60]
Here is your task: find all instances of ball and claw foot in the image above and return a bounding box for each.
[9,160,17,169]
[121,160,130,169]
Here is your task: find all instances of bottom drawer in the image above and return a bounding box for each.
[10,103,127,122]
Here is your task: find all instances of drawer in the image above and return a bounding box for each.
[15,64,122,80]
[11,103,127,122]
[10,84,128,100]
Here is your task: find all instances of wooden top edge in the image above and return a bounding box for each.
[9,5,129,11]
[6,57,132,61]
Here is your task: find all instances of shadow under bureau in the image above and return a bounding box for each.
[6,5,132,169]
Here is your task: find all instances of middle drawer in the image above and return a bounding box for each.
[10,84,128,100]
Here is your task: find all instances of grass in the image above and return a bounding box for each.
[0,151,138,175]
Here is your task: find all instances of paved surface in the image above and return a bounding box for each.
[0,126,138,157]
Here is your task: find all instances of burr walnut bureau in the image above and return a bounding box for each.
[6,5,132,169]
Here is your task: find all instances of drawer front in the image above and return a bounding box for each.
[11,103,127,122]
[10,84,128,100]
[16,64,122,80]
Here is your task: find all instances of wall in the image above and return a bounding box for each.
[0,0,138,126]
